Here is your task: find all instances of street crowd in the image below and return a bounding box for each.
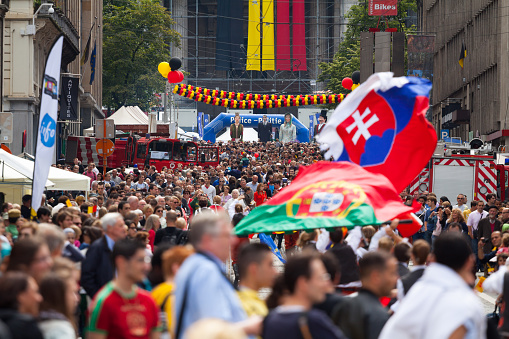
[0,138,507,339]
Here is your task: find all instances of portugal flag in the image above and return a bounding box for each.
[234,162,418,236]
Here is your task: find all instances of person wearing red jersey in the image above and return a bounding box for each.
[87,239,160,339]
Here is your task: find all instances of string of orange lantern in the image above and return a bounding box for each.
[172,84,344,109]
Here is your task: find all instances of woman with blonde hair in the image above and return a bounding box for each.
[296,230,319,251]
[144,214,160,251]
[445,208,468,233]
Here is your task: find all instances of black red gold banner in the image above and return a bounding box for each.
[172,84,344,109]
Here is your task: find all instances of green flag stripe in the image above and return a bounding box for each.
[234,202,382,236]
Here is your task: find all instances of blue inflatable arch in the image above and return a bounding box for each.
[203,113,310,143]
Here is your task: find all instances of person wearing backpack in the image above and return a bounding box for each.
[154,211,186,247]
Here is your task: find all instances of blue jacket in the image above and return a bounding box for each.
[81,236,114,298]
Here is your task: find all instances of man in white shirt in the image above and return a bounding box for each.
[379,232,486,339]
[453,194,467,212]
[224,189,246,219]
[467,200,488,262]
[201,175,216,204]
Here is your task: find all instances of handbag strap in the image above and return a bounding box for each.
[175,272,192,339]
[298,312,313,339]
[174,252,235,339]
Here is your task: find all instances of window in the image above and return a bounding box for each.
[136,143,147,159]
[199,147,218,162]
[148,140,172,160]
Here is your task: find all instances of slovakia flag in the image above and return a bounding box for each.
[318,73,437,192]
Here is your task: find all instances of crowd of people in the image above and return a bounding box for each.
[0,139,506,339]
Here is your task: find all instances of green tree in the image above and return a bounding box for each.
[319,0,417,100]
[103,0,180,111]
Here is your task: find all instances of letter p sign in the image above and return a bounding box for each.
[441,129,449,140]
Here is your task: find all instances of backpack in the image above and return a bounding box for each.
[161,229,178,246]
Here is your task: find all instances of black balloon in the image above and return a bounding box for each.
[352,71,360,84]
[169,57,182,71]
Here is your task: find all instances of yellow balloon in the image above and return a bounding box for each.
[158,62,170,77]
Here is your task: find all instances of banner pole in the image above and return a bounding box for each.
[103,122,106,176]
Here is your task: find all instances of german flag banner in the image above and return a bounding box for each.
[172,84,344,109]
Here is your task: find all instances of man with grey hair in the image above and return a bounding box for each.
[38,223,85,263]
[81,212,126,298]
[174,211,259,339]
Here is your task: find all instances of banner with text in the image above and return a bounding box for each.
[59,76,79,121]
[368,0,397,16]
[32,36,64,213]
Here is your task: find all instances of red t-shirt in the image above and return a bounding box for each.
[88,282,160,339]
[254,191,267,206]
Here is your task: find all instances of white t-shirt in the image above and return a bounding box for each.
[453,204,467,212]
[201,185,216,203]
[466,210,488,230]
[380,263,486,339]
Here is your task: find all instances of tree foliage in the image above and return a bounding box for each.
[319,0,417,99]
[103,0,180,111]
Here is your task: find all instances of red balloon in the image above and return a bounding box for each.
[167,71,180,83]
[254,153,259,158]
[342,77,353,90]
[176,71,184,83]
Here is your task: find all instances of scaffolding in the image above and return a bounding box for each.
[165,0,357,113]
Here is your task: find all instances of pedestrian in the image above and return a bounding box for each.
[144,214,160,251]
[236,243,277,317]
[397,239,430,300]
[87,239,160,339]
[327,228,360,289]
[38,270,79,339]
[262,253,346,339]
[478,205,502,255]
[151,246,194,337]
[174,211,259,339]
[6,237,53,283]
[0,271,44,339]
[333,251,397,339]
[379,232,485,339]
[81,213,126,298]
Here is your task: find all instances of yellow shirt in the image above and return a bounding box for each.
[237,287,268,317]
[151,282,174,331]
[463,208,472,221]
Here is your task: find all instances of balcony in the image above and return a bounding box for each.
[37,2,79,67]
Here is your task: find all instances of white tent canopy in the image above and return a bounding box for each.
[217,128,259,142]
[0,150,54,204]
[109,106,148,125]
[0,149,90,191]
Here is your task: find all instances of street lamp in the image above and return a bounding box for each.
[24,3,54,36]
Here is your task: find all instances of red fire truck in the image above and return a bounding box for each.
[65,136,219,171]
[408,141,509,202]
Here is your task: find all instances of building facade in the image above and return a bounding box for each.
[164,0,356,117]
[421,0,509,146]
[2,0,102,156]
